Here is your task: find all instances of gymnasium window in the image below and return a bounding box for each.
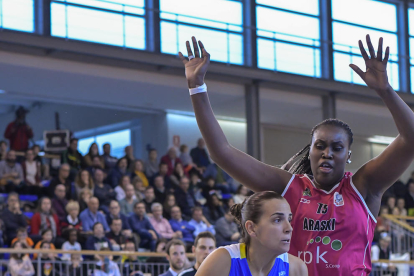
[256,0,321,77]
[51,0,146,50]
[0,0,34,32]
[160,0,244,65]
[409,8,414,93]
[332,0,399,90]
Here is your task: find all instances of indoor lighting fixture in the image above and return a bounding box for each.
[367,135,395,145]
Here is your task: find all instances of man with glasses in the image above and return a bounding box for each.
[128,202,158,251]
[48,164,75,200]
[106,200,132,236]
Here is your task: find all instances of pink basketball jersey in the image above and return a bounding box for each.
[283,172,376,276]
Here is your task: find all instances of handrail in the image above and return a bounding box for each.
[382,214,414,233]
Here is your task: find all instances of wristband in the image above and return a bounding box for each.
[189,83,207,95]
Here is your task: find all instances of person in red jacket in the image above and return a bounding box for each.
[30,197,61,238]
[4,106,33,152]
[160,148,182,176]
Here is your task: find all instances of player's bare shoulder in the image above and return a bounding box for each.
[288,254,308,276]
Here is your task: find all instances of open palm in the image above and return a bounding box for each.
[350,35,390,92]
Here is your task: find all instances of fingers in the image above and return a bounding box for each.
[349,64,365,80]
[198,40,210,60]
[377,37,383,62]
[358,40,369,61]
[366,34,376,59]
[186,41,193,58]
[178,52,188,65]
[192,36,200,58]
[383,46,390,65]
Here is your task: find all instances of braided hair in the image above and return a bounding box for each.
[282,119,353,175]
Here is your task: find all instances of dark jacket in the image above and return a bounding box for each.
[1,209,27,244]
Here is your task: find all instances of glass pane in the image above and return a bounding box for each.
[333,22,398,61]
[257,39,320,77]
[410,38,414,65]
[160,0,242,29]
[411,67,414,93]
[78,138,96,156]
[256,0,319,16]
[332,0,396,32]
[96,129,131,158]
[256,7,319,46]
[161,22,243,65]
[410,9,414,36]
[54,0,144,14]
[1,0,34,32]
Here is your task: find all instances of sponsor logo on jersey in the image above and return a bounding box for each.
[298,236,342,268]
[303,217,336,231]
[334,192,344,207]
[300,198,310,204]
[303,187,312,197]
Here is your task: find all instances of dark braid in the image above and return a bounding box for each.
[282,119,353,176]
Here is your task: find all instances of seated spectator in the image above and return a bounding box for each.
[22,149,41,189]
[84,223,113,253]
[146,239,169,275]
[119,184,139,215]
[121,241,144,276]
[387,196,396,214]
[11,227,34,248]
[143,186,157,214]
[108,157,130,189]
[61,229,82,261]
[131,160,149,188]
[93,169,116,209]
[33,229,56,259]
[79,188,93,213]
[128,202,158,251]
[178,144,193,167]
[174,177,197,219]
[30,197,61,238]
[215,210,240,246]
[201,177,229,200]
[61,138,84,180]
[154,176,167,204]
[152,162,171,190]
[149,203,182,240]
[188,207,215,237]
[79,197,110,233]
[94,247,121,276]
[114,175,131,201]
[371,232,398,276]
[160,239,186,276]
[106,218,134,251]
[178,231,216,276]
[144,148,159,179]
[190,138,210,172]
[51,184,68,221]
[405,180,414,215]
[169,206,195,247]
[67,254,83,275]
[101,143,118,173]
[170,162,188,189]
[106,200,132,233]
[48,164,75,200]
[224,197,235,213]
[74,169,94,198]
[233,185,249,204]
[0,150,24,193]
[203,163,236,193]
[87,156,106,179]
[9,241,35,276]
[84,143,103,168]
[0,140,7,161]
[1,192,27,245]
[160,148,182,176]
[204,193,226,225]
[123,145,135,170]
[61,201,82,233]
[397,197,407,216]
[36,241,57,276]
[163,194,176,220]
[132,176,145,201]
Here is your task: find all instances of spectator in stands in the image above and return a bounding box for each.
[119,184,139,215]
[233,185,249,204]
[203,163,236,193]
[1,192,27,245]
[61,201,82,233]
[74,169,94,198]
[85,223,113,252]
[405,180,414,215]
[93,169,116,209]
[132,176,145,201]
[61,228,82,261]
[204,193,226,225]
[31,145,42,164]
[397,197,407,216]
[190,138,210,172]
[106,218,135,252]
[161,148,182,177]
[11,227,34,248]
[79,197,110,233]
[154,175,167,204]
[109,157,130,189]
[67,254,83,275]
[30,197,61,238]
[174,177,197,219]
[178,232,216,276]
[143,186,157,214]
[200,177,229,200]
[114,175,131,201]
[106,200,132,233]
[163,194,176,220]
[160,239,186,276]
[8,241,35,276]
[22,149,41,188]
[387,196,396,214]
[36,241,56,276]
[123,145,135,170]
[0,150,24,193]
[178,145,192,167]
[169,206,195,248]
[155,162,171,190]
[4,106,33,152]
[131,159,149,188]
[94,247,120,276]
[224,197,235,213]
[0,140,8,161]
[121,241,143,276]
[79,188,93,213]
[149,203,182,240]
[146,239,169,275]
[51,184,68,221]
[170,162,188,189]
[84,143,103,168]
[101,143,118,173]
[188,207,215,237]
[371,232,398,276]
[48,164,75,200]
[215,210,240,246]
[61,138,84,179]
[87,155,106,178]
[33,229,56,259]
[145,148,159,178]
[128,201,158,251]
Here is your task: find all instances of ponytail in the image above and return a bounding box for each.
[282,144,312,175]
